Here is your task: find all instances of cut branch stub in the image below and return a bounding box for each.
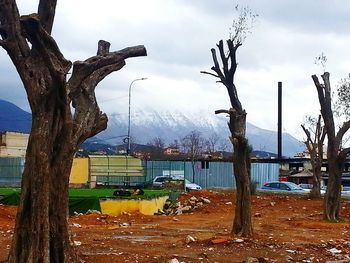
[20,14,72,76]
[38,0,57,35]
[97,40,110,56]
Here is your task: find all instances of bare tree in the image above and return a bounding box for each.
[181,130,205,182]
[147,136,165,159]
[301,115,326,198]
[201,5,257,237]
[205,132,220,153]
[312,73,350,221]
[0,1,146,262]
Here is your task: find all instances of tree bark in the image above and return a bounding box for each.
[230,109,253,236]
[1,1,147,262]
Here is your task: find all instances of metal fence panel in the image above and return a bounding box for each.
[144,160,279,189]
[0,157,280,188]
[0,157,24,187]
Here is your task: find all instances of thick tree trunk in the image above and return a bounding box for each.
[324,158,342,221]
[8,103,79,262]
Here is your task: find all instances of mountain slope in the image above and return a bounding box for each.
[0,99,31,133]
[0,100,303,156]
[98,109,303,157]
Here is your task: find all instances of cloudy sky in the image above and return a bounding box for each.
[1,0,350,140]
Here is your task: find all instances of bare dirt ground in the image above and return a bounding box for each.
[1,190,350,262]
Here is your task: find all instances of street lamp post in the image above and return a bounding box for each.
[127,77,147,155]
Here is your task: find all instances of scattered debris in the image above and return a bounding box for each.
[246,257,259,263]
[155,195,212,216]
[72,223,82,228]
[254,212,262,217]
[73,241,82,246]
[86,209,101,215]
[185,235,196,244]
[120,222,130,228]
[328,248,342,255]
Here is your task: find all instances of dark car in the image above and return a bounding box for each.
[261,181,307,192]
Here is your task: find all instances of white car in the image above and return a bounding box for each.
[152,176,201,191]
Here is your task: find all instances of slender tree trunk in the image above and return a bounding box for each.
[232,137,252,236]
[230,109,253,237]
[309,158,322,198]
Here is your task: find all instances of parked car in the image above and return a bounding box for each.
[261,181,308,193]
[298,183,313,190]
[152,176,202,191]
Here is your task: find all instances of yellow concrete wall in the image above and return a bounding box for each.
[100,196,169,216]
[70,158,89,184]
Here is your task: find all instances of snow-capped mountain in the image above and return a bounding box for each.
[97,109,304,157]
[0,99,303,156]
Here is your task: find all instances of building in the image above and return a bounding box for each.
[163,147,180,156]
[0,132,29,157]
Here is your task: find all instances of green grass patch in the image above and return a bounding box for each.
[0,188,21,196]
[0,188,170,200]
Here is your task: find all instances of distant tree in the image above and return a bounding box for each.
[0,1,146,262]
[147,137,165,159]
[181,130,205,182]
[169,139,180,149]
[201,5,257,237]
[312,72,350,221]
[205,133,220,153]
[301,115,326,198]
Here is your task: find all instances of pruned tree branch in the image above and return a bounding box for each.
[69,41,146,144]
[215,109,230,115]
[68,44,146,95]
[0,0,30,60]
[200,71,220,79]
[38,0,57,35]
[336,120,350,143]
[97,40,111,56]
[21,14,71,77]
[339,147,350,161]
[312,73,336,141]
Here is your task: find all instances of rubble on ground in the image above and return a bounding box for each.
[154,195,211,216]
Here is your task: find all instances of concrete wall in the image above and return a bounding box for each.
[69,158,89,185]
[0,132,29,157]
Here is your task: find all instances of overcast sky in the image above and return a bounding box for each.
[1,0,350,140]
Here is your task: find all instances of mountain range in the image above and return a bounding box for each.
[0,100,304,156]
[98,109,303,157]
[0,99,31,133]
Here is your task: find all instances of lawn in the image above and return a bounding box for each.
[0,188,170,199]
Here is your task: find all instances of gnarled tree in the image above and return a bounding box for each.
[201,6,257,237]
[0,1,146,262]
[312,73,350,221]
[301,115,326,198]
